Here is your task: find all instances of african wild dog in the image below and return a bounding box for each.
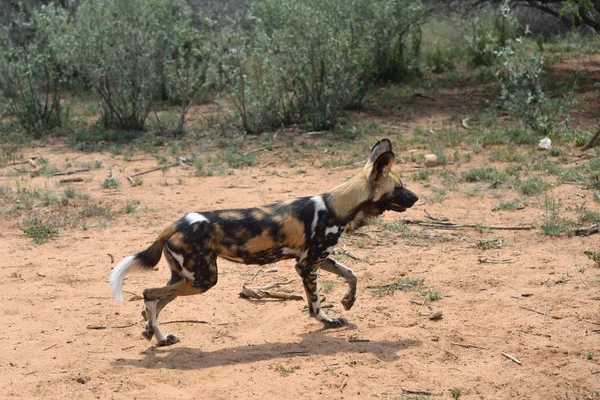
[109,139,418,347]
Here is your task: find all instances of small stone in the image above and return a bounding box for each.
[429,310,443,320]
[76,375,88,384]
[424,154,438,167]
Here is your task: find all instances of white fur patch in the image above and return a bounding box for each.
[109,255,143,302]
[310,196,327,238]
[185,212,209,225]
[181,268,195,281]
[325,226,340,236]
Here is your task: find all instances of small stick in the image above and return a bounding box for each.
[424,209,447,221]
[43,343,58,351]
[461,118,470,129]
[581,127,600,151]
[59,177,84,184]
[52,167,89,176]
[502,352,522,365]
[248,268,263,284]
[571,224,599,237]
[451,342,490,350]
[401,387,432,396]
[401,219,533,231]
[242,147,265,156]
[113,323,136,329]
[107,253,114,263]
[127,166,162,179]
[161,320,209,325]
[86,325,106,330]
[340,378,348,393]
[445,349,459,359]
[519,305,561,320]
[4,157,38,167]
[583,320,600,326]
[348,339,370,343]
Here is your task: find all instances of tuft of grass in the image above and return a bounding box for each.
[577,206,600,225]
[321,281,335,293]
[451,387,462,400]
[519,177,551,196]
[463,167,506,184]
[420,288,444,301]
[268,364,300,376]
[476,238,504,250]
[21,217,59,244]
[124,200,141,214]
[540,196,570,236]
[102,177,120,189]
[374,277,424,296]
[412,168,430,181]
[586,351,594,361]
[493,198,526,211]
[222,150,256,169]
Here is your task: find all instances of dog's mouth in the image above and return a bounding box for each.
[387,203,408,212]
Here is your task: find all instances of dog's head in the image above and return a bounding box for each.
[364,138,418,213]
[341,139,418,230]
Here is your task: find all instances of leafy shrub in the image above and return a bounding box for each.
[69,0,194,131]
[212,0,423,134]
[0,5,69,136]
[465,6,517,68]
[424,41,456,73]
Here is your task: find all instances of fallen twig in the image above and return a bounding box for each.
[583,319,600,326]
[4,157,37,167]
[401,219,533,231]
[52,167,90,176]
[59,177,84,184]
[461,118,470,129]
[107,253,114,263]
[451,342,489,350]
[161,320,209,325]
[581,127,600,151]
[348,338,370,343]
[401,387,432,396]
[113,323,136,329]
[502,352,522,365]
[424,209,448,222]
[444,349,459,359]
[86,325,106,330]
[43,343,58,351]
[340,378,348,393]
[572,224,599,236]
[240,281,303,301]
[127,166,162,179]
[519,305,561,320]
[478,257,512,264]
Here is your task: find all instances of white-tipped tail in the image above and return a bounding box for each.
[108,255,144,302]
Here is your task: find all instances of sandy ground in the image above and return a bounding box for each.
[1,135,599,400]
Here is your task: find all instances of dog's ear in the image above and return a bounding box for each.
[370,151,395,182]
[367,139,393,165]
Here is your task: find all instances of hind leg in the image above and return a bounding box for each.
[141,269,182,322]
[142,251,218,346]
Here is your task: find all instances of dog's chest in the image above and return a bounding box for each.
[305,197,344,264]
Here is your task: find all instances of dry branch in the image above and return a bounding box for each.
[128,166,162,179]
[401,219,533,231]
[52,167,89,176]
[4,157,37,167]
[239,281,303,301]
[401,387,432,396]
[59,177,84,184]
[451,341,489,350]
[581,127,600,151]
[572,224,599,236]
[502,352,522,365]
[161,319,209,325]
[329,162,363,171]
[519,305,561,320]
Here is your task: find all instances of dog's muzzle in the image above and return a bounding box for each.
[387,187,418,212]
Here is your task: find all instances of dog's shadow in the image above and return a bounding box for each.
[112,328,421,370]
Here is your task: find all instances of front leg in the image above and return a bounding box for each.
[320,258,357,311]
[296,264,348,328]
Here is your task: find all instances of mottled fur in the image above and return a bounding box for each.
[109,139,418,347]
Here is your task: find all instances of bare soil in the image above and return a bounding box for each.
[2,56,600,400]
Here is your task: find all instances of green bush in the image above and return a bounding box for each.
[465,6,517,68]
[212,0,423,134]
[0,5,70,136]
[69,0,194,131]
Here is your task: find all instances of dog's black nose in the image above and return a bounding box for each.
[400,188,418,207]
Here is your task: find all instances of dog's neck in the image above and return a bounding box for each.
[325,172,371,223]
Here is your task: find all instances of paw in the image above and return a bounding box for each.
[142,328,154,341]
[157,334,179,347]
[341,296,356,311]
[323,317,348,328]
